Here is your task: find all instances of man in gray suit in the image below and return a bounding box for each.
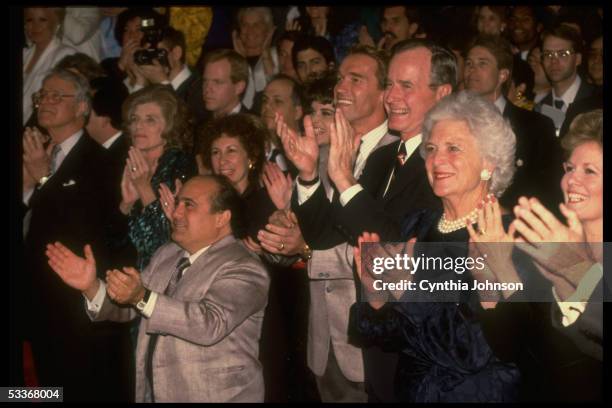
[46,175,270,402]
[262,45,398,402]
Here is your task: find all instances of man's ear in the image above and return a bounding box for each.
[575,52,582,67]
[499,68,510,86]
[234,80,247,98]
[216,209,232,229]
[77,101,89,119]
[435,84,453,101]
[408,22,419,38]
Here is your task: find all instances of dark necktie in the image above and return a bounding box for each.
[385,142,408,196]
[146,256,191,400]
[554,99,565,110]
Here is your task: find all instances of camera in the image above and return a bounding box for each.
[134,18,169,66]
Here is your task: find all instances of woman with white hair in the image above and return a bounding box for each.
[23,7,77,125]
[352,91,521,402]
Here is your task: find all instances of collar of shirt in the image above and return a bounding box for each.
[102,131,122,149]
[494,95,507,114]
[354,120,389,178]
[401,133,422,159]
[553,75,581,110]
[520,49,529,61]
[230,102,242,114]
[171,65,192,90]
[184,245,211,269]
[54,129,84,169]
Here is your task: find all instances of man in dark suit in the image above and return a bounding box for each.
[536,24,596,134]
[87,76,137,268]
[464,35,564,214]
[21,68,133,401]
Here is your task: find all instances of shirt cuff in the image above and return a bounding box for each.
[552,286,586,327]
[84,279,107,313]
[571,262,603,302]
[23,188,34,206]
[339,184,364,207]
[296,180,321,205]
[141,291,158,318]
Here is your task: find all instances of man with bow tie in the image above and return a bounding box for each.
[47,175,270,402]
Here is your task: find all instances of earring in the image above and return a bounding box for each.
[248,162,253,170]
[480,169,491,181]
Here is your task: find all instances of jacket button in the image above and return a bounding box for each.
[326,286,333,293]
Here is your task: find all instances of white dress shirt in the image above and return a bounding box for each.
[552,262,603,327]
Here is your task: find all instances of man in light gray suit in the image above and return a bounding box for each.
[46,175,270,402]
[261,45,398,402]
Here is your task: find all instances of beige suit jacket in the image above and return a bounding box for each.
[90,235,270,402]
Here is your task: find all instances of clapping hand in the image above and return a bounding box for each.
[23,126,52,182]
[257,210,305,256]
[120,164,139,215]
[106,267,144,306]
[159,178,182,220]
[46,242,100,300]
[277,113,319,181]
[262,162,293,210]
[327,109,358,193]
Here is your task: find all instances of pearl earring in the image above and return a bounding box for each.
[480,169,491,181]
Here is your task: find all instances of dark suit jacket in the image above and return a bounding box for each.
[175,70,208,124]
[501,102,565,215]
[22,131,133,401]
[536,78,597,131]
[559,90,603,138]
[295,139,441,248]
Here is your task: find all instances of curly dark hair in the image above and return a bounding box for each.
[197,113,267,188]
[122,84,193,152]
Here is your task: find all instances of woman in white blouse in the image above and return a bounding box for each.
[23,7,77,125]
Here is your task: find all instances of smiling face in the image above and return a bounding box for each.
[334,53,384,129]
[128,102,166,151]
[24,8,59,47]
[381,6,415,50]
[384,48,439,139]
[310,101,335,145]
[509,6,539,49]
[210,134,250,194]
[424,119,491,203]
[561,141,603,223]
[239,11,270,57]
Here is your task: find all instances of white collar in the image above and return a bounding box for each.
[354,120,389,178]
[56,129,84,157]
[494,95,507,114]
[184,245,211,266]
[102,131,122,149]
[553,75,581,107]
[400,133,422,157]
[171,65,191,90]
[230,102,242,114]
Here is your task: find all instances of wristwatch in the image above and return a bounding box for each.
[136,288,152,312]
[300,243,313,261]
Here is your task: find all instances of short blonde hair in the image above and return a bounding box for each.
[561,109,603,155]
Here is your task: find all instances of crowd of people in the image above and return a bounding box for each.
[15,5,604,403]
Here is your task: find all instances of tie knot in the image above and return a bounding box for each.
[397,142,407,165]
[554,99,565,110]
[176,257,191,274]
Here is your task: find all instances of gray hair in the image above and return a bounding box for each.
[42,67,91,117]
[237,7,274,30]
[420,91,516,196]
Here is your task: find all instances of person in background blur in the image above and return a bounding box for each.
[277,30,301,80]
[527,46,551,104]
[586,35,602,87]
[508,6,542,61]
[292,34,336,85]
[475,5,508,37]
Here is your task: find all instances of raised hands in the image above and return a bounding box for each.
[512,197,593,298]
[257,210,305,256]
[23,126,52,182]
[159,178,183,220]
[106,267,144,305]
[138,58,170,84]
[126,147,157,207]
[466,195,518,303]
[262,162,293,210]
[276,112,319,181]
[354,232,388,309]
[120,164,139,215]
[327,109,358,193]
[232,29,247,57]
[46,242,100,300]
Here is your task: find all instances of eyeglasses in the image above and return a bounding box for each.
[541,49,576,61]
[32,90,76,106]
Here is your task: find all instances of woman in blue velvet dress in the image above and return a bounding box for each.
[351,92,521,402]
[119,85,197,271]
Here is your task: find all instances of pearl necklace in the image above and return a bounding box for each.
[437,208,479,234]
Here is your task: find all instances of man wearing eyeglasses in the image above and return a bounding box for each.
[20,68,133,401]
[536,24,596,134]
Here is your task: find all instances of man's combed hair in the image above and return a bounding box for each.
[206,174,246,238]
[345,44,389,89]
[202,48,249,87]
[43,68,92,116]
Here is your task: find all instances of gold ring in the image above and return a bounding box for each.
[131,166,137,172]
[279,242,285,251]
[479,229,486,236]
[163,202,168,207]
